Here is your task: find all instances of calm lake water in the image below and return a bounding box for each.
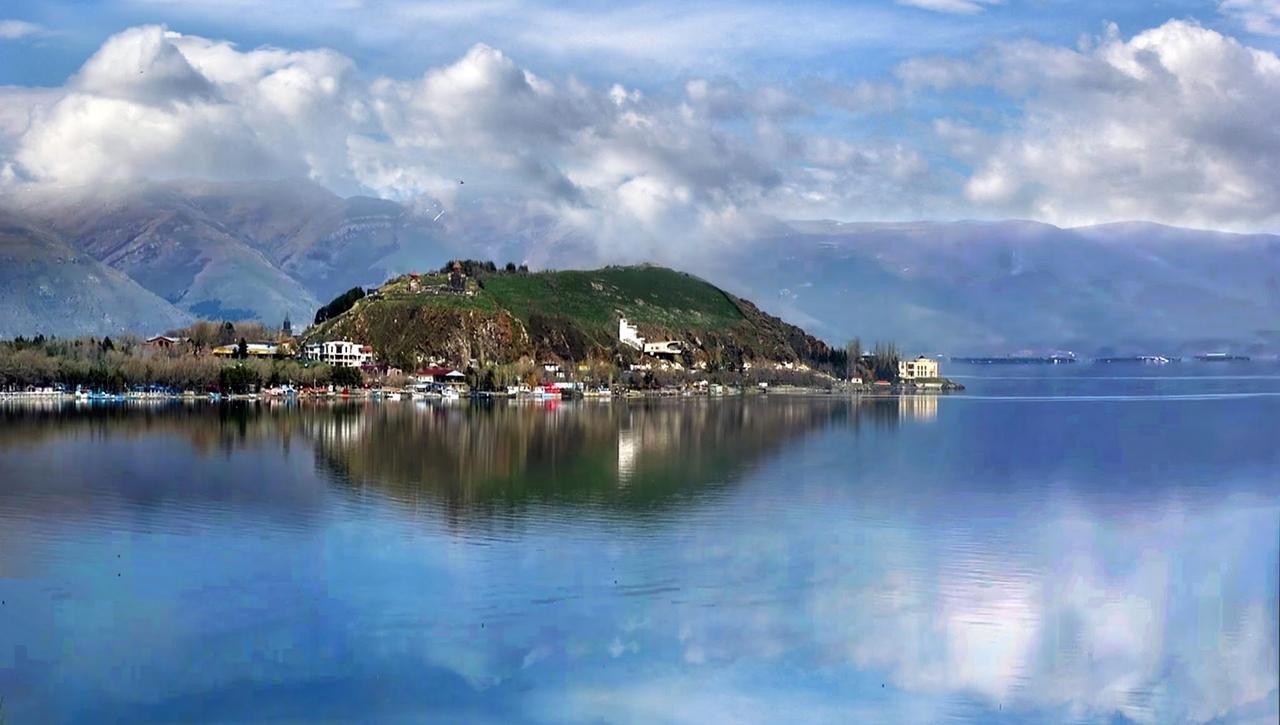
[1,365,1277,723]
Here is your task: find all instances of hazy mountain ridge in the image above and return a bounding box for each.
[0,209,193,338]
[730,219,1280,355]
[0,180,1276,354]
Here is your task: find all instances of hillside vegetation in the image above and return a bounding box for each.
[482,266,745,329]
[304,264,839,373]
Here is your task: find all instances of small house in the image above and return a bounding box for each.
[414,367,467,388]
[146,335,185,348]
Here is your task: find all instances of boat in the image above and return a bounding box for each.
[441,387,461,400]
[1095,355,1173,365]
[1195,352,1250,362]
[531,385,561,400]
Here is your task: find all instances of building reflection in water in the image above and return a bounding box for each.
[898,394,939,423]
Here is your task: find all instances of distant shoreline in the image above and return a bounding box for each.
[0,385,964,406]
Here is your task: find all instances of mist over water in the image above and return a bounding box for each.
[0,366,1277,723]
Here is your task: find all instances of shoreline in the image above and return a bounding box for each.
[0,384,963,405]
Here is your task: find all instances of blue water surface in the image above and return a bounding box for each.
[1,363,1277,723]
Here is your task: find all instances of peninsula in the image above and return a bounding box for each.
[0,262,959,397]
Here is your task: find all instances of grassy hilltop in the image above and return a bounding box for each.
[305,263,840,373]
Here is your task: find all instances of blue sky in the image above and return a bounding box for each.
[1,0,1278,237]
[4,1,1273,88]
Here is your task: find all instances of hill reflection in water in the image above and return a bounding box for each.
[305,398,898,512]
[0,390,1274,723]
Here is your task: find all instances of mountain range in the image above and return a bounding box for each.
[0,179,1276,355]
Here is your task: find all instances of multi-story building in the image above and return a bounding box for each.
[304,341,373,368]
[619,317,682,359]
[618,317,644,349]
[898,356,940,381]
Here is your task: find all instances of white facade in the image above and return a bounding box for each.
[305,340,373,368]
[898,356,940,381]
[643,340,683,356]
[620,317,682,358]
[619,317,644,349]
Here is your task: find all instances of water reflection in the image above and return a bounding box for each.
[898,393,938,422]
[0,393,1275,723]
[305,398,857,512]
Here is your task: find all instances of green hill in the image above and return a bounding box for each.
[304,264,840,373]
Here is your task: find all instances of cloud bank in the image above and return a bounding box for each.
[1220,0,1280,35]
[0,19,43,40]
[904,20,1280,229]
[0,18,1278,256]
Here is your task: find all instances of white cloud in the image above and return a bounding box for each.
[917,20,1280,229]
[0,19,43,40]
[8,25,356,186]
[1220,0,1280,35]
[896,0,1001,15]
[121,0,957,73]
[4,25,934,262]
[2,18,1279,245]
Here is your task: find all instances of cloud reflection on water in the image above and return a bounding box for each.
[0,395,1275,723]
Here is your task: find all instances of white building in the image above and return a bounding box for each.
[620,316,682,359]
[898,356,940,381]
[304,340,373,368]
[619,317,644,350]
[643,340,683,357]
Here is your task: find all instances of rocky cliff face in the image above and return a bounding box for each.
[308,300,533,368]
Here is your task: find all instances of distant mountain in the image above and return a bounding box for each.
[0,210,192,338]
[1,179,1276,355]
[0,179,467,328]
[170,180,453,303]
[306,265,838,371]
[707,220,1280,356]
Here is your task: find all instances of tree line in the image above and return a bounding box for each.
[841,338,901,383]
[0,333,351,393]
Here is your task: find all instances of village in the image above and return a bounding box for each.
[0,304,950,402]
[0,260,961,401]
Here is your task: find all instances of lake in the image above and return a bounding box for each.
[1,365,1277,723]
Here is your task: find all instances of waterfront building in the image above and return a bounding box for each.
[304,341,374,367]
[413,367,467,387]
[898,356,940,381]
